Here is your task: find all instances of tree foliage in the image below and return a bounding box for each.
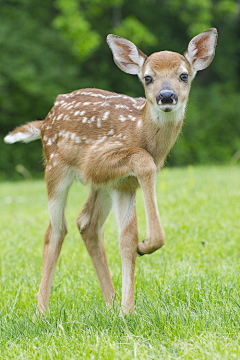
[0,0,239,179]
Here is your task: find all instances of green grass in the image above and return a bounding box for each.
[1,166,240,359]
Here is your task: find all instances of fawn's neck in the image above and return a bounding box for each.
[141,102,185,170]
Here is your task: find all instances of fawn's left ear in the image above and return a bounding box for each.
[107,34,147,77]
[184,28,218,76]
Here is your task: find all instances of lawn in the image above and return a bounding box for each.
[0,166,240,359]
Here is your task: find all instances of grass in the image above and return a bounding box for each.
[1,165,240,359]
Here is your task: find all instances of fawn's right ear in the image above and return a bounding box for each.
[107,34,147,77]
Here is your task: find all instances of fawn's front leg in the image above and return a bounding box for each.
[130,150,165,256]
[112,190,138,313]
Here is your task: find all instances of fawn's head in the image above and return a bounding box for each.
[107,28,217,116]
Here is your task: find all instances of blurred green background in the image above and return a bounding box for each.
[0,0,239,179]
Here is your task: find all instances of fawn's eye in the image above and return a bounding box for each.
[180,73,188,82]
[144,76,153,85]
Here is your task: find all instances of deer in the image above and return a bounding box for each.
[4,28,217,315]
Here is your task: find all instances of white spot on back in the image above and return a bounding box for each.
[57,114,63,120]
[119,115,126,122]
[102,111,110,121]
[108,129,114,135]
[115,104,129,110]
[100,102,110,107]
[132,101,146,110]
[128,115,136,121]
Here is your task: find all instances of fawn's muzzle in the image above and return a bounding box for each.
[156,90,178,106]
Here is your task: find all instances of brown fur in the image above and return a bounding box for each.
[5,28,217,314]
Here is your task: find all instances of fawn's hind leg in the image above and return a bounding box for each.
[77,188,115,305]
[37,167,74,313]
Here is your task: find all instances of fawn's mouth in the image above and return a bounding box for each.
[158,104,176,112]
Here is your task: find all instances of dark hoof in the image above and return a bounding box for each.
[137,240,145,257]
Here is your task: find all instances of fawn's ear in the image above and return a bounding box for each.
[107,34,147,76]
[184,28,218,76]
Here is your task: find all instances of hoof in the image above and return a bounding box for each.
[137,239,145,257]
[137,236,165,256]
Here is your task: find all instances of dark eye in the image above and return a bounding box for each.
[144,76,153,85]
[180,74,188,82]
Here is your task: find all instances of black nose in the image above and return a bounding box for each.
[156,90,178,105]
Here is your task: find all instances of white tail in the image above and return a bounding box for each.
[4,121,43,143]
[5,28,217,314]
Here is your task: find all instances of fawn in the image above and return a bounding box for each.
[4,28,217,314]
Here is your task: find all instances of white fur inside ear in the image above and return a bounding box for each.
[107,35,146,75]
[185,29,217,73]
[186,42,198,60]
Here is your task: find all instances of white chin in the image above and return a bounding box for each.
[159,105,176,112]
